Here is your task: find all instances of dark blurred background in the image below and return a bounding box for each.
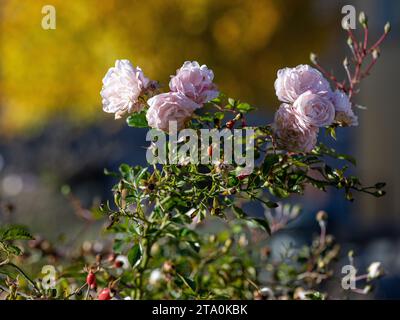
[0,0,399,298]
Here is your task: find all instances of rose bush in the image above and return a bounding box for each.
[0,12,390,300]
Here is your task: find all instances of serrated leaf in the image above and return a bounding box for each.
[0,226,33,241]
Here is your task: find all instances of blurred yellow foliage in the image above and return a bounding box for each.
[0,0,331,135]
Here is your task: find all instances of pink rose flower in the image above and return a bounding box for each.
[169,61,219,104]
[274,103,318,153]
[146,92,200,132]
[293,91,335,128]
[274,64,331,103]
[331,89,358,127]
[101,60,150,119]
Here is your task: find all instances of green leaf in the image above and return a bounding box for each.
[214,112,225,120]
[0,264,19,277]
[236,102,254,113]
[177,273,196,293]
[112,239,124,254]
[325,126,336,140]
[126,111,148,128]
[262,154,280,175]
[269,186,289,199]
[306,292,325,300]
[198,113,214,122]
[119,163,131,176]
[127,244,142,267]
[0,226,33,241]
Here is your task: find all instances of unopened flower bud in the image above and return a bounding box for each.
[316,210,328,222]
[359,12,368,27]
[372,49,380,60]
[363,285,372,294]
[234,113,242,121]
[343,57,349,67]
[347,37,353,46]
[310,52,318,64]
[368,262,384,279]
[384,22,391,34]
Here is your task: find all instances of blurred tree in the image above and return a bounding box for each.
[0,0,334,135]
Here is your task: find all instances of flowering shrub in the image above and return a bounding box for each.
[0,13,389,300]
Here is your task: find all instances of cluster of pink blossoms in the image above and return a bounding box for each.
[147,61,219,132]
[273,64,358,153]
[101,60,219,131]
[101,60,358,154]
